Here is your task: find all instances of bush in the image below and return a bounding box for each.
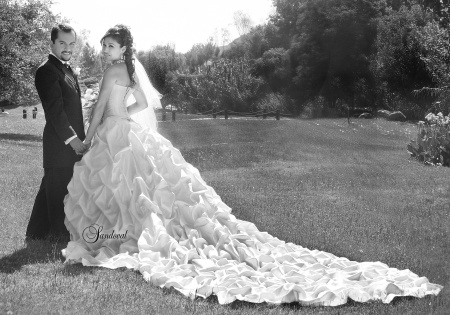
[256,93,285,112]
[0,99,15,108]
[80,77,99,86]
[407,112,450,166]
[412,19,450,114]
[166,58,266,113]
[301,97,326,119]
[375,5,436,112]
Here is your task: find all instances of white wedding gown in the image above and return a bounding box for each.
[62,83,442,306]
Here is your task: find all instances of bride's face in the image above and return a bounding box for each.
[102,37,126,63]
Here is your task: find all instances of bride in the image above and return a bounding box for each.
[62,24,442,306]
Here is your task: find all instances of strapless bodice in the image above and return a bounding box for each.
[103,84,134,120]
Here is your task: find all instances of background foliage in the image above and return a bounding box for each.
[2,0,450,120]
[0,0,58,105]
[133,0,450,119]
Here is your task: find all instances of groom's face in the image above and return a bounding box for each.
[50,30,76,62]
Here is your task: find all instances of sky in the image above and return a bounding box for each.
[51,0,275,53]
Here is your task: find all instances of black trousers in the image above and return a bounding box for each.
[26,167,73,241]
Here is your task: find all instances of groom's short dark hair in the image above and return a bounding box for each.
[51,24,77,43]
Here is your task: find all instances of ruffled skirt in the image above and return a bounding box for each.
[62,116,443,306]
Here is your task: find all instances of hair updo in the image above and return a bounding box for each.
[100,24,136,87]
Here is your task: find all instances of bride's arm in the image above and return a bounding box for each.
[83,68,117,144]
[127,79,148,116]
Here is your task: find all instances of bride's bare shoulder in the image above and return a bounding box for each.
[102,63,128,84]
[105,63,127,75]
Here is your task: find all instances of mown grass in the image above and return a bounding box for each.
[0,105,449,314]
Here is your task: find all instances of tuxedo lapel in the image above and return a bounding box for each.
[48,55,79,93]
[74,73,81,96]
[67,65,81,96]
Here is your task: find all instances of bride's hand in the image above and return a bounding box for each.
[82,140,91,153]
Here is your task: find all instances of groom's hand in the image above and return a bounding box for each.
[69,137,86,155]
[81,140,91,154]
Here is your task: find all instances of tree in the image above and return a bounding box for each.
[286,0,379,108]
[168,57,265,113]
[413,19,450,114]
[79,43,101,78]
[220,28,231,47]
[375,4,436,114]
[221,23,284,60]
[0,0,60,105]
[233,10,253,36]
[270,0,307,49]
[252,48,290,94]
[184,38,216,72]
[137,44,185,94]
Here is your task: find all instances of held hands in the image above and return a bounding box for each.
[82,139,92,152]
[69,137,90,155]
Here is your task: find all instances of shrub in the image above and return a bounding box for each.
[256,93,285,112]
[407,112,450,166]
[167,58,265,113]
[81,77,99,86]
[301,96,326,119]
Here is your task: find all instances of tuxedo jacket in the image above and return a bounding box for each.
[35,54,85,168]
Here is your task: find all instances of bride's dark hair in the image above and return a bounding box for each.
[101,24,136,87]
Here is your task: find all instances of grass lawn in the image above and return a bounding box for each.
[0,105,449,314]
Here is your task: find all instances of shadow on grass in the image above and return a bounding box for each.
[60,262,96,277]
[0,240,92,276]
[0,133,42,142]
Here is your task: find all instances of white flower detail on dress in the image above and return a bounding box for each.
[73,67,81,77]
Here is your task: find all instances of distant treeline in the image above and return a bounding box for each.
[134,0,450,119]
[2,0,450,119]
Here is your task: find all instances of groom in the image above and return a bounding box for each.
[26,24,87,242]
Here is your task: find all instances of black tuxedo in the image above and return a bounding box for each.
[26,54,85,241]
